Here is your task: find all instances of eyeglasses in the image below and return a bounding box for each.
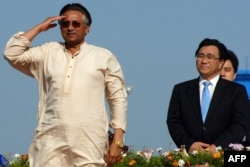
[59,21,83,28]
[196,53,220,61]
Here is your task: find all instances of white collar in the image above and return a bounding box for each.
[199,74,220,86]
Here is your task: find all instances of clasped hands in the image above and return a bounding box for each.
[189,142,217,153]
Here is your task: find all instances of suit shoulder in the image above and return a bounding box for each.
[174,78,198,88]
[220,78,246,88]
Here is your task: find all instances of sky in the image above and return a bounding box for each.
[1,0,250,155]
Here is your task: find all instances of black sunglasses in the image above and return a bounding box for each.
[59,21,83,28]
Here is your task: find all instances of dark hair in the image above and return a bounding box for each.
[59,3,92,26]
[195,38,228,60]
[227,49,239,73]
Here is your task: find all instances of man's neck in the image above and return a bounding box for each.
[65,41,84,55]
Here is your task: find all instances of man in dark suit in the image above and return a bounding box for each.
[167,38,250,153]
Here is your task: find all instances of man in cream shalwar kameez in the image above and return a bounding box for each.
[4,3,127,167]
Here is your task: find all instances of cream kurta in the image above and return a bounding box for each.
[4,32,127,167]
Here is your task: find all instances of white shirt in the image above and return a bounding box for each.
[199,75,220,104]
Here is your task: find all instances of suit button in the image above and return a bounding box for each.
[202,127,206,131]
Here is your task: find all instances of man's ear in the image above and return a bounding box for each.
[233,73,237,81]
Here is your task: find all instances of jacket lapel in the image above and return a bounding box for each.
[187,78,202,120]
[205,78,227,121]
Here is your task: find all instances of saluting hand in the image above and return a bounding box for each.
[39,16,65,32]
[21,15,65,41]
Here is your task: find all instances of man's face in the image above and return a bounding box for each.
[220,60,236,81]
[196,45,224,80]
[60,10,90,46]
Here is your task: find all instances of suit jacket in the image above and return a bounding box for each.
[167,77,250,150]
[244,101,250,146]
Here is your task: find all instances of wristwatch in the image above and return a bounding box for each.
[113,141,124,148]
